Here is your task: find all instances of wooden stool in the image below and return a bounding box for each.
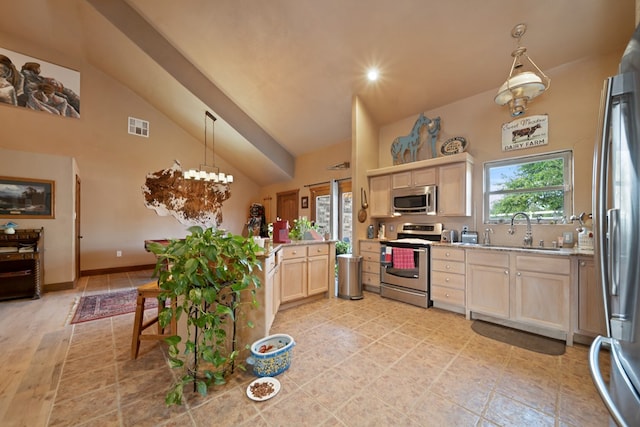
[131,281,177,359]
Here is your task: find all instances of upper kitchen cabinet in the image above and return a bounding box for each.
[367,153,474,218]
[437,161,473,216]
[369,175,392,218]
[392,167,437,189]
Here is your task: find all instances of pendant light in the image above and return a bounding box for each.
[183,111,233,183]
[495,23,550,117]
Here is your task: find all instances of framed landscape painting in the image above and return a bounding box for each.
[0,176,55,219]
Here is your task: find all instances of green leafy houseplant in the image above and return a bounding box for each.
[288,218,318,240]
[148,226,262,406]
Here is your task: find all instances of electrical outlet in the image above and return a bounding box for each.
[562,232,574,245]
[116,250,122,257]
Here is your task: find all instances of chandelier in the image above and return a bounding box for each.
[183,111,234,183]
[495,23,550,117]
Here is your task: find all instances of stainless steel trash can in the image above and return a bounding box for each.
[337,254,363,300]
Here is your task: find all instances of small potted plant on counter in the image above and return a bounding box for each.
[289,218,321,241]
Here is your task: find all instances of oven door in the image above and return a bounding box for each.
[381,246,428,292]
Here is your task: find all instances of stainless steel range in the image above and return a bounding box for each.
[380,223,443,308]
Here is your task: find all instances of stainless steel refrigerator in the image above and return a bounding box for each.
[590,24,640,427]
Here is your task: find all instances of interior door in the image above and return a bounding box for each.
[277,190,299,225]
[75,175,81,283]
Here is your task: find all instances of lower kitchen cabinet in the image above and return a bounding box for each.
[359,240,381,292]
[239,249,281,359]
[576,257,607,338]
[280,242,334,304]
[430,246,465,311]
[514,255,570,333]
[264,251,281,331]
[466,251,510,319]
[466,249,571,343]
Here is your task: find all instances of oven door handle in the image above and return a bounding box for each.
[385,247,426,253]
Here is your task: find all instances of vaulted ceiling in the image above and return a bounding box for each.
[2,0,636,185]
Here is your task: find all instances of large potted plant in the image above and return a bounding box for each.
[148,226,262,406]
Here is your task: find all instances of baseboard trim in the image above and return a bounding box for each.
[81,264,156,277]
[43,281,75,292]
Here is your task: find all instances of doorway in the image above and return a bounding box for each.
[276,189,299,225]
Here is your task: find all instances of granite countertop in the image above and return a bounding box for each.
[256,239,335,258]
[441,241,594,257]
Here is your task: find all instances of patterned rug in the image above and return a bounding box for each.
[70,289,158,324]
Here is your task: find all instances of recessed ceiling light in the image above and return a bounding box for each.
[367,68,379,81]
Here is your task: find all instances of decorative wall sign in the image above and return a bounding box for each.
[142,161,231,228]
[0,176,55,219]
[501,114,548,152]
[440,137,468,156]
[0,47,80,117]
[301,196,309,209]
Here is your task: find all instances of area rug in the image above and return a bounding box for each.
[471,320,566,356]
[70,289,158,324]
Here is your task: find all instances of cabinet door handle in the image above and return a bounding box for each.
[504,270,509,275]
[580,261,586,267]
[445,293,450,297]
[516,272,521,276]
[445,252,450,257]
[445,278,450,282]
[446,265,451,270]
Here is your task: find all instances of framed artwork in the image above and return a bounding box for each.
[301,196,309,209]
[0,176,55,219]
[0,46,81,118]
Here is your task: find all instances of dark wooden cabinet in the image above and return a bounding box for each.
[0,228,43,300]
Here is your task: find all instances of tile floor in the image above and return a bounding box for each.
[3,270,612,426]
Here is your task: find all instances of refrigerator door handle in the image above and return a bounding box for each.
[608,208,620,296]
[589,336,628,427]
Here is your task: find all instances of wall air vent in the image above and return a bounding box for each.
[327,161,350,170]
[128,117,149,137]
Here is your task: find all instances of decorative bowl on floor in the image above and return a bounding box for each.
[247,334,295,377]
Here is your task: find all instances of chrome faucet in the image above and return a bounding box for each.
[508,212,533,247]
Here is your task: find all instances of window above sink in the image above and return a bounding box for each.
[483,150,573,225]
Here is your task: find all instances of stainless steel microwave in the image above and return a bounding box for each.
[392,186,437,215]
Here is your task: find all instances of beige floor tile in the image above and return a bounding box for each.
[0,269,616,427]
[484,391,555,426]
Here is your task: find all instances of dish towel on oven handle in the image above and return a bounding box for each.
[392,247,415,269]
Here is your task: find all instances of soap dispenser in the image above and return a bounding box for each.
[483,228,493,245]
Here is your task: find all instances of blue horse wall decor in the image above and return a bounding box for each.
[390,113,441,164]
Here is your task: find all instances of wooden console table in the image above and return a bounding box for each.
[0,228,44,300]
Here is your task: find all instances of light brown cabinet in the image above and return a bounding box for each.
[430,246,465,310]
[280,243,333,304]
[467,251,510,318]
[369,175,392,218]
[240,249,281,358]
[466,249,571,342]
[359,240,381,291]
[264,251,281,331]
[437,162,472,216]
[514,255,570,333]
[577,257,607,337]
[392,167,436,189]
